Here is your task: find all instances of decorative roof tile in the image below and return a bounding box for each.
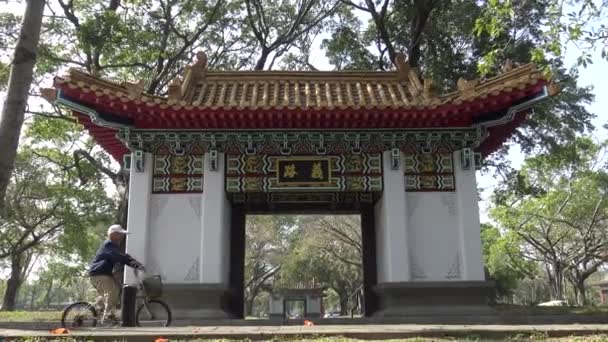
[52,52,547,112]
[45,52,556,162]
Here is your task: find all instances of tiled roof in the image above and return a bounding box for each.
[46,52,557,162]
[52,52,552,112]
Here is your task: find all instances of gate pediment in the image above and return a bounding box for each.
[226,153,383,193]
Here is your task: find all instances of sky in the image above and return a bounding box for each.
[1,1,607,224]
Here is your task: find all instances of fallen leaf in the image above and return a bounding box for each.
[50,328,70,335]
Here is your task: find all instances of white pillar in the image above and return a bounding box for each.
[374,150,410,283]
[125,152,153,284]
[453,150,485,280]
[199,152,231,284]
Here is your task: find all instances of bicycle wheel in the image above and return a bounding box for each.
[61,302,97,328]
[136,299,172,327]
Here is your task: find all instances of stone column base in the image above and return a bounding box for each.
[373,281,496,316]
[162,284,233,319]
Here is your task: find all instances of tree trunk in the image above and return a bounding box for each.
[245,296,255,317]
[254,48,271,70]
[0,0,45,212]
[245,285,263,317]
[1,254,26,311]
[574,280,587,305]
[29,285,36,309]
[338,292,349,316]
[547,263,565,300]
[43,279,54,308]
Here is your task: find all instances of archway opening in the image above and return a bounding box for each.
[243,214,365,320]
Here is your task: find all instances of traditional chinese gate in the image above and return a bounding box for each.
[46,51,554,319]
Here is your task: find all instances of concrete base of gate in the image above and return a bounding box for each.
[162,284,232,319]
[373,281,496,316]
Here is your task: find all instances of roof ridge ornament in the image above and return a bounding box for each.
[168,78,183,102]
[180,51,208,101]
[40,88,58,103]
[394,53,410,80]
[548,82,561,96]
[195,51,208,70]
[423,79,437,100]
[457,78,479,98]
[121,79,145,99]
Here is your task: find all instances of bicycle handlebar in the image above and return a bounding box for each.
[132,268,146,286]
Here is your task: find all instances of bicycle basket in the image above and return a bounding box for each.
[142,275,162,298]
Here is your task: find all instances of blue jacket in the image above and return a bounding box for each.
[89,240,141,276]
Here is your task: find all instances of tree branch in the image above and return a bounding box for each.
[73,149,119,184]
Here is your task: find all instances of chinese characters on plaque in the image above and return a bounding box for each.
[276,157,331,187]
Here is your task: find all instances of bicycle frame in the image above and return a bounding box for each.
[63,268,170,328]
[132,269,156,320]
[98,269,152,325]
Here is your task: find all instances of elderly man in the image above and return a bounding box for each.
[89,224,145,321]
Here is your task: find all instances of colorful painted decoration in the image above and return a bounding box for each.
[226,153,382,193]
[152,155,204,193]
[231,192,375,204]
[404,153,455,191]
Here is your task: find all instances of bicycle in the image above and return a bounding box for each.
[61,269,172,328]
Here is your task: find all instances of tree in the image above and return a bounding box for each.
[480,223,537,302]
[278,215,362,316]
[244,215,295,316]
[0,0,45,212]
[0,143,113,310]
[475,0,608,70]
[491,137,608,304]
[5,0,239,230]
[323,1,595,171]
[562,171,608,304]
[244,0,339,70]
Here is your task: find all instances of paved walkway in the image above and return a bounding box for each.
[2,324,608,341]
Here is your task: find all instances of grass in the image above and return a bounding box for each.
[0,310,61,322]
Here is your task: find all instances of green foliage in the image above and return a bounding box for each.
[0,12,20,91]
[321,7,376,71]
[243,215,362,316]
[17,262,96,310]
[0,61,9,91]
[481,224,538,301]
[475,0,608,70]
[331,1,595,160]
[244,215,297,315]
[0,112,115,309]
[490,137,608,303]
[1,145,114,260]
[277,216,362,315]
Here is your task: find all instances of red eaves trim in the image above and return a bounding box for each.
[67,82,546,162]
